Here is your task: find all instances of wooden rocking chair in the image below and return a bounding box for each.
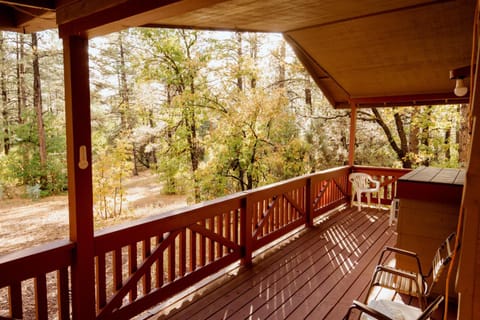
[343,295,444,320]
[366,232,455,309]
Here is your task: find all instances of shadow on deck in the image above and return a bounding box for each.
[142,205,398,319]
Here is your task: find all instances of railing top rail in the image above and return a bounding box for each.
[352,165,412,174]
[244,165,352,194]
[0,239,74,264]
[95,166,352,240]
[94,191,247,248]
[308,165,351,181]
[0,239,74,286]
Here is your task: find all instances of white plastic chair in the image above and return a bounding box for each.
[349,172,381,211]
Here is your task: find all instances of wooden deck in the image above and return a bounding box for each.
[145,205,397,320]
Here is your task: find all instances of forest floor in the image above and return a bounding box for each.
[0,171,187,256]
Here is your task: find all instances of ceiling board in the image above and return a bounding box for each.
[148,0,439,33]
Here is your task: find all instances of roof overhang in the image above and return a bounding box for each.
[0,0,475,108]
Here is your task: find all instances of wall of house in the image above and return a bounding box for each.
[456,7,480,316]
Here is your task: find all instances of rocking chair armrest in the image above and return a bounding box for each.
[374,265,419,281]
[378,246,424,274]
[344,300,392,320]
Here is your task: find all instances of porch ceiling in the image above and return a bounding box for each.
[0,0,475,108]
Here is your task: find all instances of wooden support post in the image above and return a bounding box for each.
[63,35,96,320]
[348,103,357,166]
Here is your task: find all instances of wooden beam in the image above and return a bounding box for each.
[0,3,56,33]
[0,5,16,29]
[0,0,55,10]
[63,35,96,320]
[349,92,469,108]
[58,0,227,38]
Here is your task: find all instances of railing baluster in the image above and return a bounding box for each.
[274,196,278,229]
[143,238,151,295]
[224,212,230,255]
[199,220,206,267]
[34,274,48,320]
[113,248,122,292]
[243,195,253,265]
[306,178,312,226]
[216,216,221,259]
[9,282,22,319]
[261,199,266,236]
[129,243,138,301]
[179,229,186,277]
[190,228,197,271]
[156,234,164,288]
[95,254,107,311]
[208,218,214,262]
[234,208,240,246]
[57,267,70,320]
[168,238,175,282]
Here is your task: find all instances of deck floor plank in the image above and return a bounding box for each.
[208,209,383,320]
[273,210,392,319]
[152,206,396,320]
[158,208,359,320]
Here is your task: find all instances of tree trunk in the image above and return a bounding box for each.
[118,32,130,131]
[16,33,26,124]
[248,34,258,89]
[117,32,138,176]
[371,107,412,168]
[236,32,243,91]
[393,109,409,161]
[32,33,48,186]
[420,106,432,166]
[445,127,451,162]
[278,41,286,89]
[181,31,202,202]
[409,108,419,155]
[458,104,470,168]
[0,32,10,155]
[246,138,258,190]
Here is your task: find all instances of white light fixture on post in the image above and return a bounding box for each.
[450,65,471,97]
[454,78,468,96]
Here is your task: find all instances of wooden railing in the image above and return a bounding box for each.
[0,165,406,319]
[0,240,74,320]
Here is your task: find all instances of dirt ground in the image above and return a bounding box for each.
[0,171,187,256]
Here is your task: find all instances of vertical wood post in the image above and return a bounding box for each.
[348,103,357,166]
[63,35,96,320]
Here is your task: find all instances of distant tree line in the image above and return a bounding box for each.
[0,29,467,212]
